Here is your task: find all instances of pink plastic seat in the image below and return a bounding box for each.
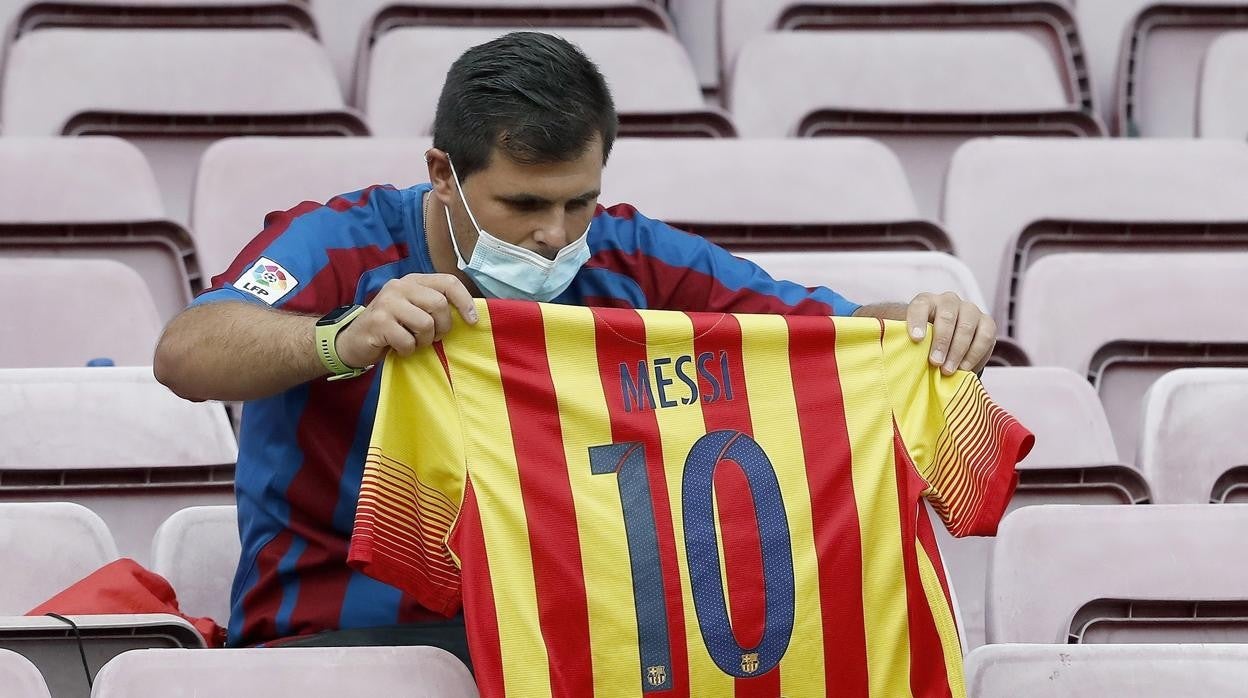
[0,137,196,321]
[1199,31,1248,138]
[966,644,1248,697]
[987,504,1248,644]
[1013,252,1248,463]
[362,27,732,138]
[0,502,119,615]
[0,648,51,698]
[601,137,950,251]
[0,367,237,562]
[150,506,240,626]
[729,31,1097,217]
[0,258,162,369]
[91,646,477,697]
[192,136,434,281]
[1,28,366,224]
[943,138,1248,321]
[1139,368,1248,504]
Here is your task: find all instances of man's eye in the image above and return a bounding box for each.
[567,200,591,211]
[510,200,542,212]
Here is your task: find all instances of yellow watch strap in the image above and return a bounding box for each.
[316,305,369,381]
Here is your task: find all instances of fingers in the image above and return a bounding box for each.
[906,293,933,341]
[421,273,478,324]
[961,313,998,373]
[927,293,960,368]
[941,301,982,376]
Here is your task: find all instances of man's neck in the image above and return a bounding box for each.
[423,188,481,296]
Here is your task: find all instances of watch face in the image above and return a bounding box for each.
[317,305,356,326]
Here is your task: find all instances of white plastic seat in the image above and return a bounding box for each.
[965,644,1248,697]
[192,136,434,281]
[0,648,51,698]
[1199,31,1248,139]
[0,258,163,369]
[0,367,237,562]
[987,504,1248,644]
[1,28,364,224]
[8,0,315,36]
[362,27,729,138]
[601,137,949,251]
[1013,252,1248,463]
[943,138,1248,320]
[1139,368,1248,504]
[738,251,985,309]
[0,502,119,615]
[0,137,195,321]
[90,646,477,697]
[151,506,240,625]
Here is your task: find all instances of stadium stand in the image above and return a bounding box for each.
[935,366,1147,650]
[0,367,237,563]
[0,137,197,322]
[1199,30,1248,138]
[729,30,1099,217]
[0,27,366,224]
[150,506,240,626]
[0,648,51,698]
[942,137,1248,323]
[987,504,1248,644]
[90,646,478,697]
[1139,368,1248,505]
[2,258,162,368]
[1013,252,1248,464]
[965,644,1248,697]
[362,26,732,137]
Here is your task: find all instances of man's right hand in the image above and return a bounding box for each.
[336,273,478,369]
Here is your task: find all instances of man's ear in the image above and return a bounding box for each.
[426,148,455,206]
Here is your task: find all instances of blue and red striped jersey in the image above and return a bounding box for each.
[191,183,861,647]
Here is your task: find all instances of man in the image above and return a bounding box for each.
[154,32,996,662]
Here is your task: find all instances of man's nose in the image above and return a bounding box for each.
[533,210,569,251]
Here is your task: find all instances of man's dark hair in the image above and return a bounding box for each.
[432,31,618,180]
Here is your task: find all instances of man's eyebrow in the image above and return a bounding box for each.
[496,190,600,205]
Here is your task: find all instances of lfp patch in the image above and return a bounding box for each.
[234,257,298,305]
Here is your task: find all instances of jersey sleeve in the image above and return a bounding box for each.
[190,185,398,316]
[879,321,1034,537]
[584,205,861,316]
[347,344,467,616]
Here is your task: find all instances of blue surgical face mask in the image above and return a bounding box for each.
[445,158,591,302]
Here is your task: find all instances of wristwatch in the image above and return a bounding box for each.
[316,304,369,381]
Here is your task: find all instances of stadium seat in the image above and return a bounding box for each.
[719,0,1091,110]
[0,137,198,321]
[192,136,434,281]
[935,366,1147,650]
[729,31,1100,217]
[90,646,477,697]
[8,0,315,36]
[0,502,118,615]
[0,648,51,698]
[0,367,237,562]
[1139,368,1248,505]
[1109,0,1248,136]
[311,0,671,98]
[150,506,240,626]
[942,138,1248,321]
[1012,252,1248,463]
[667,0,718,90]
[987,504,1248,644]
[1199,30,1248,138]
[600,137,950,251]
[1,28,367,224]
[965,644,1248,697]
[362,27,733,138]
[1,258,162,369]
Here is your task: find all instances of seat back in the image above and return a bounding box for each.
[1199,30,1248,138]
[965,643,1248,697]
[90,646,477,697]
[987,504,1248,643]
[12,0,316,36]
[0,258,163,368]
[0,648,50,698]
[739,251,985,309]
[0,502,119,615]
[1139,368,1248,504]
[151,506,241,625]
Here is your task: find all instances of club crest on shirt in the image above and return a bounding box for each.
[741,652,760,674]
[234,257,298,305]
[646,664,668,687]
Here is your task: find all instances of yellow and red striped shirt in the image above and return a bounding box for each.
[349,299,1032,697]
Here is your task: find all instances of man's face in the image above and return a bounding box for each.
[449,136,604,261]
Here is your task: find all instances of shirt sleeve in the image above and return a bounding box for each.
[190,185,398,316]
[878,320,1034,537]
[584,205,861,316]
[347,344,467,616]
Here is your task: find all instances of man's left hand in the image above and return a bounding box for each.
[904,292,996,375]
